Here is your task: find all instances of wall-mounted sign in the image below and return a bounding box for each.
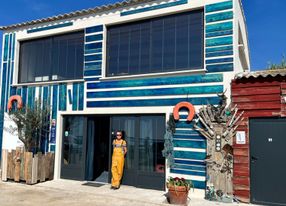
[50,119,56,143]
[236,131,246,144]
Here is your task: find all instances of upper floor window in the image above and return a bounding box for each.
[107,9,204,77]
[19,31,84,83]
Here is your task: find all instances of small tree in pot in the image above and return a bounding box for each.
[8,100,50,153]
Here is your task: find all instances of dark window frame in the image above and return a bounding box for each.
[18,30,84,84]
[106,9,204,77]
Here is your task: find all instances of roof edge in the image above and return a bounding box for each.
[0,0,156,31]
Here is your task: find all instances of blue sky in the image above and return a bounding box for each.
[0,0,285,71]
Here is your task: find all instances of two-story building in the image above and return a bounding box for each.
[0,0,249,197]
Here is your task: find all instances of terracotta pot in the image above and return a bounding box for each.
[168,185,189,205]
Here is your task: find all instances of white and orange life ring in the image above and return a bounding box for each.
[173,102,195,121]
[7,95,23,111]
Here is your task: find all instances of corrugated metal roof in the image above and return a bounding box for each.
[235,69,286,79]
[0,0,156,31]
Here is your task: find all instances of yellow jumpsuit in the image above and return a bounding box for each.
[111,139,126,188]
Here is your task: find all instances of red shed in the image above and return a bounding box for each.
[231,70,286,205]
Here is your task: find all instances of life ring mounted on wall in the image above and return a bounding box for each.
[7,95,23,111]
[173,102,195,122]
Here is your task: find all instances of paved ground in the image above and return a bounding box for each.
[0,180,252,206]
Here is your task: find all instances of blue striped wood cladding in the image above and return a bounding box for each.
[16,88,21,96]
[121,0,187,16]
[170,169,206,176]
[206,45,233,53]
[206,36,233,47]
[10,87,16,96]
[175,121,196,128]
[68,89,72,105]
[52,85,58,119]
[206,22,233,33]
[173,164,206,172]
[87,74,223,89]
[206,1,233,13]
[85,25,103,34]
[86,96,221,108]
[173,140,206,149]
[175,159,205,166]
[206,51,233,58]
[206,57,233,64]
[85,48,102,55]
[188,180,206,189]
[85,42,102,50]
[11,34,16,60]
[86,85,223,98]
[84,70,102,76]
[85,61,102,68]
[27,22,73,33]
[174,151,206,160]
[206,11,233,23]
[175,129,202,136]
[3,34,9,61]
[78,83,84,110]
[8,34,13,61]
[84,54,102,62]
[206,30,233,38]
[85,34,103,42]
[27,87,36,108]
[72,83,78,111]
[22,86,27,106]
[59,84,67,111]
[207,63,234,73]
[0,63,7,111]
[84,77,100,81]
[173,134,205,140]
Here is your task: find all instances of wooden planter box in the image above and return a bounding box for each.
[1,148,55,184]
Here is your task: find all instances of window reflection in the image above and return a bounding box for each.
[139,116,165,173]
[63,116,84,165]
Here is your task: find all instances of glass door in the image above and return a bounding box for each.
[61,116,87,180]
[111,116,138,186]
[111,115,165,190]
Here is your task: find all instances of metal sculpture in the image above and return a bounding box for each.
[194,92,244,201]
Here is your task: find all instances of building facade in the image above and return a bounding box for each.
[0,0,249,194]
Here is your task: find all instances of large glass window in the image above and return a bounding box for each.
[19,31,84,83]
[107,10,204,77]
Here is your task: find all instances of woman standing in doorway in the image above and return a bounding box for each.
[111,130,127,189]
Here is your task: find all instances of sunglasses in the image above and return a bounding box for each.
[116,134,122,136]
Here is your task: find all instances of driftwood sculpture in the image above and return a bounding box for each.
[194,92,244,201]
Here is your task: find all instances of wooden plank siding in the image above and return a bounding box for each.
[231,76,286,203]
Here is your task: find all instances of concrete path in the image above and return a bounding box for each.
[0,180,253,206]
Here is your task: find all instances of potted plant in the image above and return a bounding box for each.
[167,177,193,205]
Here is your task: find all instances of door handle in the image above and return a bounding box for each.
[251,156,258,162]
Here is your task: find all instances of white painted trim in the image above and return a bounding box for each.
[86,82,223,92]
[86,93,218,101]
[174,147,206,153]
[100,69,207,81]
[12,79,84,87]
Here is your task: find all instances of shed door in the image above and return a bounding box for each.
[250,118,286,206]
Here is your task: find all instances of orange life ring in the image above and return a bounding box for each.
[173,102,195,121]
[7,95,23,111]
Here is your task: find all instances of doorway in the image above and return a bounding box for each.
[60,114,166,190]
[85,116,110,182]
[250,118,286,205]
